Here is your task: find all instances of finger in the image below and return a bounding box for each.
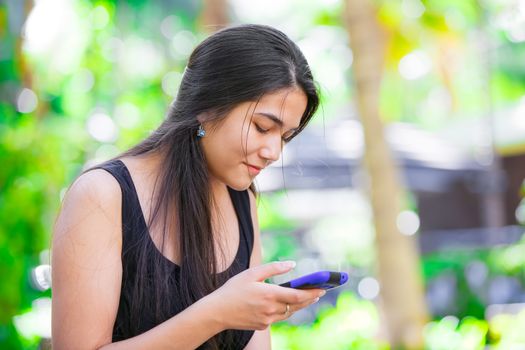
[267,285,325,304]
[274,297,320,322]
[291,296,320,311]
[273,303,293,323]
[243,261,296,282]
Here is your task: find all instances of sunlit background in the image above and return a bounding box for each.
[1,0,525,349]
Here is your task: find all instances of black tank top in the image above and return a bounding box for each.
[94,159,255,349]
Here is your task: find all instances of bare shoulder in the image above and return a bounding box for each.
[53,167,123,250]
[67,168,122,211]
[51,167,124,349]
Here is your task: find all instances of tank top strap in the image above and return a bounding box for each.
[90,159,146,249]
[92,159,132,193]
[92,160,255,347]
[226,187,254,269]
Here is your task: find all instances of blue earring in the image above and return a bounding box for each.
[197,124,206,138]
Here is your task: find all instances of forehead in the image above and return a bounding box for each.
[252,88,307,126]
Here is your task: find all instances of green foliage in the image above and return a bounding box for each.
[1,6,55,349]
[423,249,487,319]
[271,292,388,350]
[2,0,525,348]
[0,110,65,344]
[489,236,525,276]
[271,292,491,350]
[424,316,488,350]
[489,309,525,348]
[258,192,299,232]
[262,232,299,263]
[1,0,197,347]
[376,0,525,134]
[486,178,525,348]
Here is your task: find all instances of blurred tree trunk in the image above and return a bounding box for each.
[343,0,429,348]
[476,2,507,241]
[198,0,229,33]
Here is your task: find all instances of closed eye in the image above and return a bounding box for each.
[282,129,298,143]
[254,122,296,143]
[255,124,269,133]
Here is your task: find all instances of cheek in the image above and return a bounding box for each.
[239,130,255,156]
[215,133,245,162]
[244,138,263,159]
[205,124,255,163]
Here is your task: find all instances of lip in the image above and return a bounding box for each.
[245,163,262,176]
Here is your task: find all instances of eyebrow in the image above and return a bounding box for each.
[254,112,299,133]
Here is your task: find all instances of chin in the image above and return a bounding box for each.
[227,177,253,191]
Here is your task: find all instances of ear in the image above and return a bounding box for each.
[196,111,211,124]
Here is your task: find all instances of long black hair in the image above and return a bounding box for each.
[103,24,318,348]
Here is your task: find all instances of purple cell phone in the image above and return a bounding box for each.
[279,271,348,290]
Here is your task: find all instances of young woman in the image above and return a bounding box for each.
[51,24,324,349]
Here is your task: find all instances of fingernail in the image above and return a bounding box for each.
[280,261,296,269]
[319,290,326,297]
[312,297,320,303]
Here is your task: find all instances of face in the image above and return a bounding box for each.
[199,88,308,191]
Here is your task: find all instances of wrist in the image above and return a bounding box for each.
[196,292,228,333]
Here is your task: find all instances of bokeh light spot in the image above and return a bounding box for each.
[17,88,38,113]
[398,50,432,80]
[162,71,183,97]
[358,277,380,300]
[87,112,118,143]
[91,5,109,30]
[397,210,420,236]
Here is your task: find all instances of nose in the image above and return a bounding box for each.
[259,136,282,163]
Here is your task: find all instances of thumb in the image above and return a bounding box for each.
[244,261,296,282]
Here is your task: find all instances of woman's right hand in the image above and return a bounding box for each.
[204,261,326,331]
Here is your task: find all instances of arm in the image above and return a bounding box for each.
[243,190,271,350]
[52,172,320,350]
[51,170,224,350]
[100,298,224,350]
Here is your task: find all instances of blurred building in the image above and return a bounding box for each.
[258,107,525,253]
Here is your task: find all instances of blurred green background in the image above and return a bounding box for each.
[1,0,525,349]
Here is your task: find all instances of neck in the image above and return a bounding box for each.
[208,175,229,203]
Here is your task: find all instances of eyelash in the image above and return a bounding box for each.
[255,124,269,134]
[254,123,293,143]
